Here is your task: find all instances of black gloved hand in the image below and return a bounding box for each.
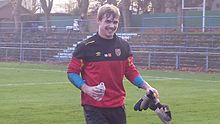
[134,91,172,124]
[134,90,155,111]
[154,104,172,124]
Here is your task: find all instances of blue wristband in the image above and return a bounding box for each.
[133,76,145,88]
[67,73,85,89]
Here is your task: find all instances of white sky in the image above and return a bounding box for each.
[52,0,71,13]
[35,0,70,13]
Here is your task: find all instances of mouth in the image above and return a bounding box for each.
[106,27,116,33]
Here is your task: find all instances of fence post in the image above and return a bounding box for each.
[205,53,209,72]
[40,49,42,62]
[19,49,24,62]
[148,52,151,68]
[176,53,179,70]
[19,22,23,62]
[5,48,8,61]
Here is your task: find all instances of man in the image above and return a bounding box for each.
[67,4,159,124]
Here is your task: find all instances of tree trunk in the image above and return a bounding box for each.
[120,0,131,32]
[77,0,89,32]
[78,0,89,19]
[12,0,22,33]
[152,0,164,13]
[176,0,183,32]
[164,0,177,13]
[40,0,53,32]
[31,0,39,14]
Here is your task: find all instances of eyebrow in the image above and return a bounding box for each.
[105,19,119,23]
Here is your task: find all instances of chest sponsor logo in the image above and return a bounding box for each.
[104,53,112,57]
[115,49,121,56]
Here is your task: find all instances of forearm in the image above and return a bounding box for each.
[67,72,85,89]
[132,76,159,97]
[140,82,152,90]
[132,76,152,90]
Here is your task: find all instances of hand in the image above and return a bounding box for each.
[81,84,104,100]
[141,82,159,98]
[147,87,159,99]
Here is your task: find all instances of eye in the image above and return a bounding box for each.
[105,20,111,24]
[113,21,119,24]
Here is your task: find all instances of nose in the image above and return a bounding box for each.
[109,22,115,28]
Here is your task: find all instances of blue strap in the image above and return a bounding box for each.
[67,73,85,89]
[132,76,145,88]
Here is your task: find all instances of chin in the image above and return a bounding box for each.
[104,35,113,39]
[106,36,113,39]
[105,32,112,36]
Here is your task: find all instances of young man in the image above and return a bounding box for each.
[67,4,159,124]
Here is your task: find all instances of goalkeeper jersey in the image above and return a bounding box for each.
[67,33,140,108]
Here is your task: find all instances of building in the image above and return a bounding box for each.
[0,0,31,21]
[0,0,32,32]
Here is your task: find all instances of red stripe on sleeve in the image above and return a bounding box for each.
[67,57,83,74]
[125,56,140,82]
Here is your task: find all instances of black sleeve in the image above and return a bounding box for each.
[127,42,132,56]
[122,38,132,58]
[72,42,86,59]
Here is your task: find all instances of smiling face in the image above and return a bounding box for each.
[96,4,120,39]
[97,14,119,39]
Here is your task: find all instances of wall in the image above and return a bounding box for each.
[131,11,220,29]
[0,32,220,72]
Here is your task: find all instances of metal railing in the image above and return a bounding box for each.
[131,45,220,72]
[0,45,219,72]
[133,50,220,72]
[0,47,64,62]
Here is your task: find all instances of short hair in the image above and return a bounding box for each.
[97,4,120,21]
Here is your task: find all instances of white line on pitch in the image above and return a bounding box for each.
[0,82,69,87]
[0,67,65,72]
[142,76,220,83]
[1,67,219,83]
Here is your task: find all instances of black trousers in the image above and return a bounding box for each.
[83,105,126,124]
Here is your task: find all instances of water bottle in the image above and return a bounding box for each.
[94,82,106,101]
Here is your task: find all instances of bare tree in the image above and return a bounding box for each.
[40,0,53,32]
[11,0,23,33]
[76,0,89,32]
[64,0,79,14]
[77,0,89,19]
[176,0,183,32]
[164,0,177,13]
[151,0,165,13]
[137,0,151,14]
[23,0,39,14]
[119,0,131,32]
[31,0,39,14]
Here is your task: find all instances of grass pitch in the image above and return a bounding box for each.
[0,62,220,124]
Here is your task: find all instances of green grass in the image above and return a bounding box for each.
[0,62,220,124]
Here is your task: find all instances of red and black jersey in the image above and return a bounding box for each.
[67,33,140,108]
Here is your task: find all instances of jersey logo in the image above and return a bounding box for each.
[115,49,121,56]
[96,52,101,56]
[104,53,112,57]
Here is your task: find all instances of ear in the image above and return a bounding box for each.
[96,18,101,24]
